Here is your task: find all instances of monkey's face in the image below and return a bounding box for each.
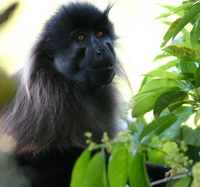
[53,26,116,90]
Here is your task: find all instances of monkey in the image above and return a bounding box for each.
[0,2,170,187]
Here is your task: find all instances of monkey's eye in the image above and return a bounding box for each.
[97,31,103,37]
[78,35,85,41]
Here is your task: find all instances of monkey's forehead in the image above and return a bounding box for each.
[41,2,116,50]
[48,2,112,29]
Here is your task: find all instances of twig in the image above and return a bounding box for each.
[151,173,191,186]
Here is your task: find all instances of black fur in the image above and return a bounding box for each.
[0,2,170,187]
[1,2,119,154]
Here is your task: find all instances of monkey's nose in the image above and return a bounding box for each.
[96,48,105,57]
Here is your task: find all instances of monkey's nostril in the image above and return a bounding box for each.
[96,49,105,56]
[96,51,102,55]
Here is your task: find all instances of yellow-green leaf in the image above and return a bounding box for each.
[85,151,107,187]
[132,87,180,118]
[70,149,91,187]
[144,69,188,80]
[108,144,130,187]
[129,154,151,187]
[140,78,184,93]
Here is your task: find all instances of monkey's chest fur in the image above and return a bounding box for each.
[2,71,120,154]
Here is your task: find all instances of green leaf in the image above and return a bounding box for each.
[137,76,151,93]
[108,144,130,187]
[134,92,154,103]
[132,87,180,118]
[139,114,177,141]
[160,18,182,48]
[126,120,140,134]
[152,53,172,62]
[156,59,177,70]
[161,21,190,40]
[174,125,200,147]
[163,45,200,63]
[155,4,177,12]
[169,2,192,15]
[173,176,192,187]
[155,13,169,20]
[154,90,189,120]
[158,106,192,137]
[155,2,192,20]
[140,78,184,93]
[181,73,194,78]
[144,69,188,80]
[194,66,200,84]
[191,19,200,48]
[180,60,197,73]
[129,154,151,187]
[148,137,166,164]
[70,149,91,187]
[85,151,107,187]
[173,2,200,40]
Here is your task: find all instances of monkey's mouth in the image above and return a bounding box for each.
[90,64,114,71]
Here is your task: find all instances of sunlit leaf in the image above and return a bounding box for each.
[155,2,192,20]
[85,151,107,187]
[194,66,200,84]
[152,53,172,62]
[155,4,176,12]
[154,90,189,120]
[132,93,156,118]
[129,154,151,187]
[134,92,154,103]
[160,18,182,48]
[140,78,184,93]
[144,69,188,80]
[138,114,177,141]
[70,149,91,187]
[163,45,200,63]
[108,144,130,187]
[173,2,200,40]
[155,13,169,20]
[156,59,177,70]
[137,76,151,93]
[132,87,180,118]
[168,2,192,15]
[190,19,200,48]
